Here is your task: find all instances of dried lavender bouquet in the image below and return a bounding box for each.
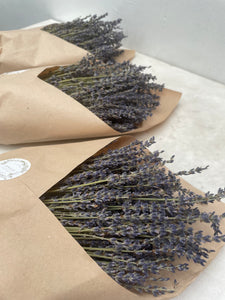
[41,138,225,297]
[42,56,163,132]
[42,13,126,62]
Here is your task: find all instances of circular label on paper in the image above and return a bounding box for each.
[0,158,31,180]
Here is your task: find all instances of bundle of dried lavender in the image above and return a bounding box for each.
[41,138,225,297]
[42,56,163,132]
[42,13,126,62]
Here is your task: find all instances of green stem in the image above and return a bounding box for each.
[86,253,113,260]
[65,227,93,233]
[51,179,108,192]
[86,252,128,263]
[57,75,107,82]
[131,286,175,293]
[43,196,178,205]
[83,247,160,254]
[59,216,98,220]
[58,27,91,38]
[47,199,93,204]
[42,196,83,204]
[84,247,128,252]
[70,233,110,241]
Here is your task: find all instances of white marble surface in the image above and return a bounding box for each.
[1,20,225,300]
[132,53,225,300]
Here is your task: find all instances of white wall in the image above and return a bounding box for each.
[1,0,225,84]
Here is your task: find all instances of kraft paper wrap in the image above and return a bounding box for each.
[0,67,181,144]
[0,136,224,300]
[0,27,136,74]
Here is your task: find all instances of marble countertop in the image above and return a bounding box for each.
[1,20,225,300]
[132,53,225,300]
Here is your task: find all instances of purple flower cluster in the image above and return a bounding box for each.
[41,138,225,297]
[42,56,163,132]
[42,13,125,62]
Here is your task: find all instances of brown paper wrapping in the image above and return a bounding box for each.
[0,67,181,144]
[0,27,135,74]
[0,136,224,300]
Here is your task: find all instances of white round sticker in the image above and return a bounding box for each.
[0,158,31,180]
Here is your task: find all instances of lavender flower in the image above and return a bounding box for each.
[41,56,163,132]
[42,13,126,62]
[41,138,225,296]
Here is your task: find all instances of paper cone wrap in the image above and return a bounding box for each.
[0,136,224,299]
[0,27,135,74]
[0,67,181,144]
